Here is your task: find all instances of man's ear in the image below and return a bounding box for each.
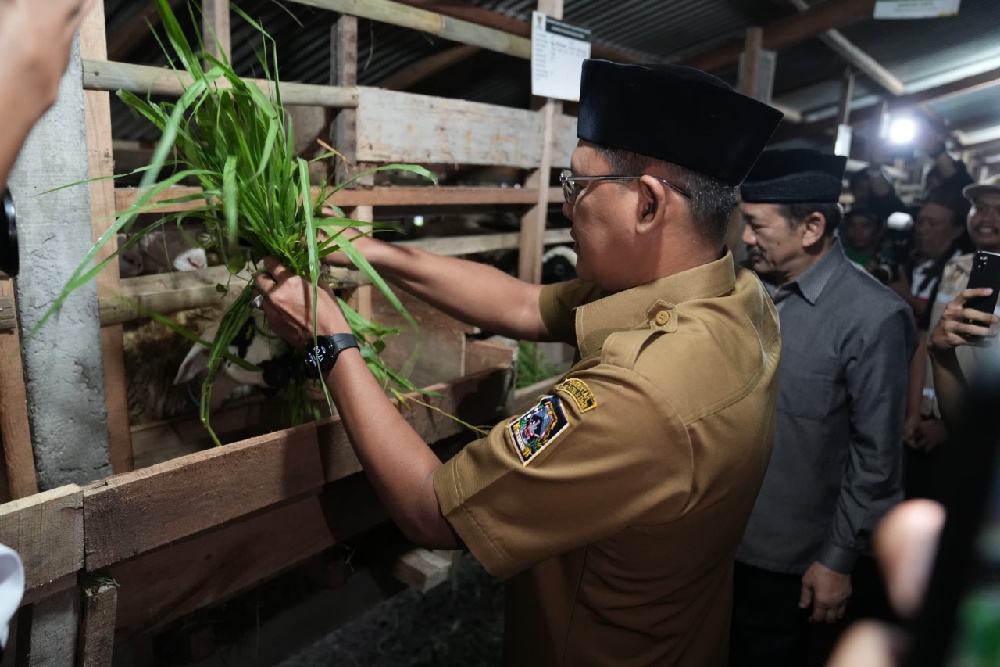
[637,175,677,232]
[800,211,827,247]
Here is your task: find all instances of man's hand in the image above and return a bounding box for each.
[911,417,948,452]
[253,257,349,346]
[800,562,852,623]
[0,0,94,119]
[929,288,997,354]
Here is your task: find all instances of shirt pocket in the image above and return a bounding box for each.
[777,347,842,421]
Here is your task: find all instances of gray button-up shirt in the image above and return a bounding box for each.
[737,241,917,575]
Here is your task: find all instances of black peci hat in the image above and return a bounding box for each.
[577,60,783,186]
[740,149,847,204]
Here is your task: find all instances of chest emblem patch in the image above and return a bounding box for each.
[554,377,597,413]
[509,395,569,465]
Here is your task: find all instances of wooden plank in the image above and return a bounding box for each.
[464,338,518,376]
[84,424,323,571]
[519,0,564,285]
[318,364,514,482]
[390,548,454,592]
[392,0,645,64]
[371,289,474,391]
[738,27,765,99]
[80,583,118,667]
[396,228,572,257]
[111,476,387,640]
[682,0,875,72]
[115,184,567,213]
[82,0,134,475]
[99,265,364,326]
[0,280,37,499]
[26,587,79,667]
[81,59,359,108]
[292,0,531,59]
[356,88,579,168]
[519,99,560,282]
[202,0,231,63]
[0,486,83,593]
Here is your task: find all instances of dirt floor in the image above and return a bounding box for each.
[275,553,505,667]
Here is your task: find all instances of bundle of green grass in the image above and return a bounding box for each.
[42,0,434,445]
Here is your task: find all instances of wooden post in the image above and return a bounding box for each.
[82,0,134,474]
[731,27,776,262]
[518,0,563,285]
[331,15,374,319]
[79,583,118,667]
[738,27,764,99]
[0,279,37,499]
[835,69,856,157]
[330,16,359,187]
[202,0,232,62]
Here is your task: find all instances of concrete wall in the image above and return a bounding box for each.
[7,38,112,490]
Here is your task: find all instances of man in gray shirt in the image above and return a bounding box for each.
[729,149,917,667]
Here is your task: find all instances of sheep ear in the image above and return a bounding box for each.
[174,344,210,385]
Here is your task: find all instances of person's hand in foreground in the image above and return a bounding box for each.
[0,0,95,186]
[253,256,350,346]
[826,500,946,666]
[929,288,998,355]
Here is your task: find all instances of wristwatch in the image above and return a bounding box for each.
[303,333,359,379]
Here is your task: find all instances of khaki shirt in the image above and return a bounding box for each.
[434,252,780,666]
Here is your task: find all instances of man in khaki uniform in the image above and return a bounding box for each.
[254,60,782,666]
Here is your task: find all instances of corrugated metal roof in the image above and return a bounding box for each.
[104,0,1000,147]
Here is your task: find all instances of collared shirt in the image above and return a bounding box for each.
[434,252,780,667]
[738,241,916,575]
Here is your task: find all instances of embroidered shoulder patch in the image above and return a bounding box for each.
[509,395,569,465]
[554,377,597,413]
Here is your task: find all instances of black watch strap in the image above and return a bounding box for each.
[304,333,359,379]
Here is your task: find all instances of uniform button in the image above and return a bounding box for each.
[654,310,671,326]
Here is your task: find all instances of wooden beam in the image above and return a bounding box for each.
[82,0,135,475]
[81,59,360,108]
[115,185,565,214]
[109,481,381,640]
[355,88,576,168]
[80,583,118,667]
[84,424,324,570]
[382,44,482,91]
[782,0,903,95]
[292,0,532,59]
[0,280,37,500]
[391,0,645,64]
[0,485,83,593]
[397,228,573,256]
[202,0,231,62]
[738,27,765,99]
[682,0,875,72]
[330,15,360,185]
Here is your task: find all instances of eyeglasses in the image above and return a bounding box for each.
[559,169,691,205]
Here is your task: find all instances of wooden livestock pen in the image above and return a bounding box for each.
[0,0,581,663]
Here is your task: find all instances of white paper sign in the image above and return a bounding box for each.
[874,0,961,19]
[531,12,591,101]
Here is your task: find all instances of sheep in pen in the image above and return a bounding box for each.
[119,221,290,429]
